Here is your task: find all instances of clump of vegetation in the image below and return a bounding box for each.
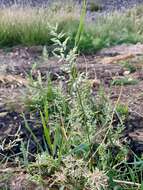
[120,60,137,73]
[22,17,143,189]
[87,0,103,12]
[111,77,139,86]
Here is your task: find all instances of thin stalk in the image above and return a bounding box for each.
[86,86,123,167]
[75,0,86,48]
[76,88,91,145]
[113,179,141,188]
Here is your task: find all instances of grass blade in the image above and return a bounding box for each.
[40,110,52,155]
[75,0,86,47]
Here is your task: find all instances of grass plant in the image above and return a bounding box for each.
[23,15,143,190]
[1,1,143,189]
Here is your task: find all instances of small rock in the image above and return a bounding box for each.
[124,70,130,76]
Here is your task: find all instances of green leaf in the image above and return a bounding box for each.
[75,0,86,47]
[68,143,90,155]
[40,111,52,155]
[141,182,143,190]
[53,125,61,157]
[44,102,49,123]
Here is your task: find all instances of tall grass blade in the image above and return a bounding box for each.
[44,101,49,123]
[75,0,86,48]
[40,110,52,155]
[53,125,61,158]
[20,140,29,167]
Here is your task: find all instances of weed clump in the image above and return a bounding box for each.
[21,22,143,190]
[112,77,139,86]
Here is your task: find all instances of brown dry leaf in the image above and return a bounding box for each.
[102,54,135,64]
[0,74,28,86]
